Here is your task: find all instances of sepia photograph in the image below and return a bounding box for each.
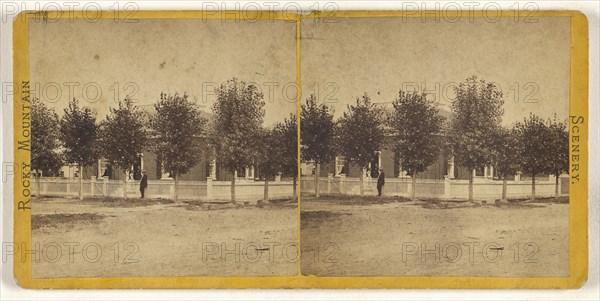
[26,16,299,278]
[299,16,572,277]
[9,6,591,291]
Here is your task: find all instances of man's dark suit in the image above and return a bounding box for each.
[140,174,148,198]
[377,171,385,196]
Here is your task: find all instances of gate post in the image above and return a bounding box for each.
[443,176,451,199]
[170,181,175,200]
[91,176,96,197]
[206,178,213,200]
[103,178,108,197]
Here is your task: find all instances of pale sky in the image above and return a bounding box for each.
[29,18,298,125]
[29,16,571,127]
[300,16,571,125]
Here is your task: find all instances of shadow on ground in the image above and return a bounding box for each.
[32,213,112,230]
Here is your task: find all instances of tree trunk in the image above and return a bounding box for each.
[501,176,507,201]
[79,164,84,201]
[174,170,179,202]
[315,162,320,198]
[231,173,236,204]
[359,170,365,196]
[411,172,417,201]
[554,172,559,198]
[263,177,269,202]
[292,176,298,201]
[531,173,536,201]
[468,169,474,201]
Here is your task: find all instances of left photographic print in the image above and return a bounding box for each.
[24,14,299,278]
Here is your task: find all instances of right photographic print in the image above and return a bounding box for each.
[299,15,572,277]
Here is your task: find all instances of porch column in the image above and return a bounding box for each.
[210,159,217,180]
[448,156,455,179]
[97,159,102,178]
[398,160,407,178]
[160,163,171,180]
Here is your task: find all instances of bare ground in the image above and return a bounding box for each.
[31,197,298,278]
[301,196,569,277]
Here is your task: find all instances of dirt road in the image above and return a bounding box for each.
[301,196,569,277]
[31,197,298,278]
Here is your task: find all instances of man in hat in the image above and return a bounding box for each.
[377,168,385,197]
[140,171,148,198]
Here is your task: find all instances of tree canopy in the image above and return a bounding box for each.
[150,92,207,177]
[99,97,147,176]
[272,114,299,178]
[388,90,444,176]
[513,113,552,177]
[449,76,504,170]
[59,98,99,167]
[300,94,336,165]
[31,98,63,176]
[211,78,265,173]
[546,116,569,177]
[490,126,520,179]
[337,93,385,171]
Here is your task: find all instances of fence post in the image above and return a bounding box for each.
[170,181,175,200]
[91,176,96,197]
[559,174,569,195]
[103,178,108,197]
[42,179,47,195]
[444,176,451,199]
[206,178,213,200]
[327,173,333,194]
[407,177,413,198]
[339,174,345,194]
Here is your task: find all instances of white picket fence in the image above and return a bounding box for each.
[31,177,296,202]
[301,174,569,200]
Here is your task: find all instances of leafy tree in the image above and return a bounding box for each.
[388,91,444,200]
[59,99,99,200]
[491,126,520,201]
[99,97,148,198]
[211,78,265,203]
[449,76,504,201]
[514,113,552,200]
[337,93,385,196]
[150,92,207,201]
[248,115,298,203]
[269,114,298,199]
[31,98,63,178]
[300,94,336,197]
[546,116,569,198]
[255,127,277,202]
[273,114,299,200]
[31,98,63,196]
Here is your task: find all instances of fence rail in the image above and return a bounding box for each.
[300,174,569,200]
[32,178,296,202]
